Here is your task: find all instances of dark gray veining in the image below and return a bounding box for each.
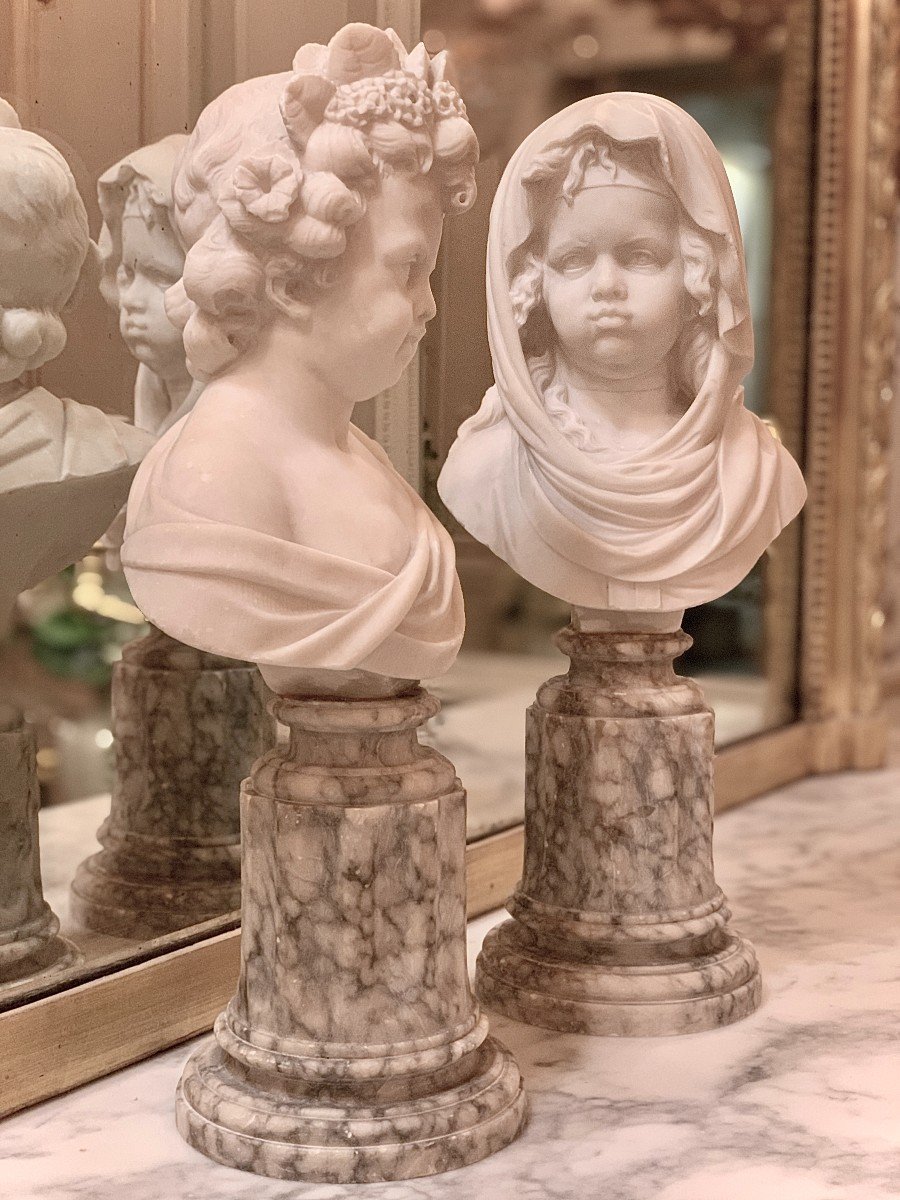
[176,688,527,1183]
[0,708,78,987]
[5,757,900,1198]
[476,626,760,1035]
[70,627,274,938]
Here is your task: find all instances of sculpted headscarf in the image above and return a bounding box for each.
[96,137,202,563]
[97,135,201,439]
[122,420,464,680]
[438,92,806,611]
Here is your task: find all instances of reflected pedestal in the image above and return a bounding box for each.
[71,629,273,939]
[177,690,527,1184]
[0,708,79,986]
[475,626,761,1036]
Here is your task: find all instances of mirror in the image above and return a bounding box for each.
[0,0,852,1056]
[0,0,893,1123]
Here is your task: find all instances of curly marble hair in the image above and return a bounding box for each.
[0,125,91,383]
[509,131,719,404]
[169,24,479,380]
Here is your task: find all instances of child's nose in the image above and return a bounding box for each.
[589,255,627,300]
[419,282,437,325]
[121,278,146,311]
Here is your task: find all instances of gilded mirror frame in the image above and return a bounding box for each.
[0,0,896,1118]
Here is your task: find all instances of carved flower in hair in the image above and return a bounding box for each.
[326,71,433,130]
[431,81,467,120]
[220,145,303,238]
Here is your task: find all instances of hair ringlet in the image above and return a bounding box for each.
[171,23,478,379]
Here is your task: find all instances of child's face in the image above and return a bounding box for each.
[117,209,185,378]
[541,185,686,386]
[297,172,443,403]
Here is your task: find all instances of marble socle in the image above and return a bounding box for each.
[70,628,273,938]
[0,707,79,986]
[177,689,527,1184]
[476,626,761,1036]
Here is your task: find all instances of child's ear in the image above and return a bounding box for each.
[265,271,312,323]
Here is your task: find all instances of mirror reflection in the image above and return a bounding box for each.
[0,0,811,1009]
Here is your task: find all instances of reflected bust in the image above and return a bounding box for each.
[0,119,151,633]
[438,92,806,614]
[0,111,150,988]
[96,134,199,564]
[98,134,196,441]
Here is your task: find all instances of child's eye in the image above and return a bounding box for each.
[147,267,177,287]
[552,251,591,276]
[622,247,663,269]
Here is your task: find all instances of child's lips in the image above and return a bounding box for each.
[591,310,631,329]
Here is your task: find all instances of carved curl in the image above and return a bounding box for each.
[0,128,90,382]
[172,24,479,380]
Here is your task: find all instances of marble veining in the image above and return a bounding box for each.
[70,628,273,939]
[0,709,79,986]
[175,690,526,1183]
[3,760,898,1198]
[476,627,760,1036]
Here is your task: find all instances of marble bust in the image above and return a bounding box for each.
[98,134,197,441]
[122,24,478,694]
[97,134,200,563]
[0,119,152,632]
[438,92,807,614]
[127,29,527,1181]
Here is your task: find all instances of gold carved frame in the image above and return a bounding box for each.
[1,0,897,1118]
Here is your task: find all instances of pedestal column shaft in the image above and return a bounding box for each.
[71,628,273,937]
[176,690,526,1183]
[0,710,78,985]
[476,627,761,1035]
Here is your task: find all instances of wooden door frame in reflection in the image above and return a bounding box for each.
[0,0,896,1119]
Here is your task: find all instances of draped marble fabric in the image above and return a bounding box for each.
[438,93,806,611]
[0,387,151,629]
[122,420,464,680]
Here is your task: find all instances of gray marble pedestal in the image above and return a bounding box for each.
[0,707,79,986]
[71,629,273,939]
[176,689,527,1184]
[475,626,761,1036]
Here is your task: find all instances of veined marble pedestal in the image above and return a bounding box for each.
[0,707,79,986]
[177,689,526,1184]
[70,629,273,939]
[475,625,761,1036]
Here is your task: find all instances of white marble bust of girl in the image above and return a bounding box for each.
[0,118,152,632]
[122,25,479,694]
[98,134,199,440]
[438,92,806,614]
[97,134,200,564]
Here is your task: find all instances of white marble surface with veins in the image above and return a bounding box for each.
[3,761,900,1199]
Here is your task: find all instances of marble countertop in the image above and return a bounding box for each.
[4,760,900,1199]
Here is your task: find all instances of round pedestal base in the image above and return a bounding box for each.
[176,1034,527,1184]
[476,920,761,1037]
[0,906,80,986]
[70,855,240,939]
